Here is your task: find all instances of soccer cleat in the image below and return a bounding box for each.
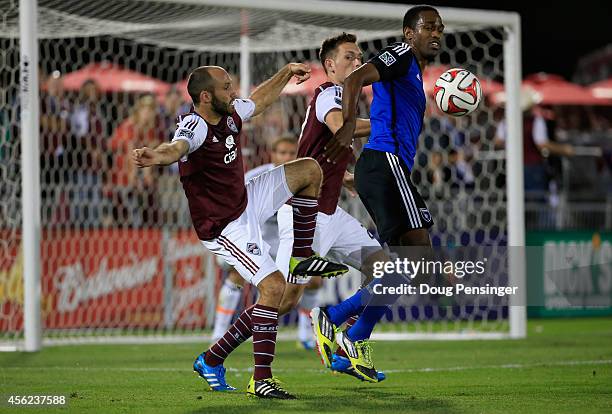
[331,353,387,382]
[289,255,349,279]
[335,330,379,383]
[246,376,296,399]
[310,307,336,368]
[193,352,236,391]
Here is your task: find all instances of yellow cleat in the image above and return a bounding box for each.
[246,375,296,399]
[310,307,336,368]
[335,330,378,383]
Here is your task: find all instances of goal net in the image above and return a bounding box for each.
[0,0,524,349]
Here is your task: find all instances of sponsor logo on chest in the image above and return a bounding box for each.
[223,135,237,164]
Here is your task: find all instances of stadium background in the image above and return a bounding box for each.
[0,1,611,412]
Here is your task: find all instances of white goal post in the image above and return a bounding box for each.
[3,0,525,351]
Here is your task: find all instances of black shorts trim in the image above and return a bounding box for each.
[355,148,433,243]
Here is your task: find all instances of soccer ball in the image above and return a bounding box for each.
[433,68,482,116]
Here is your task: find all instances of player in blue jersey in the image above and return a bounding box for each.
[314,5,444,381]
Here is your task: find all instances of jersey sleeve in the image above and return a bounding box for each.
[233,98,256,122]
[368,43,414,82]
[315,85,343,124]
[171,114,208,159]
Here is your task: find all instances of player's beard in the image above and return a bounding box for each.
[211,94,232,116]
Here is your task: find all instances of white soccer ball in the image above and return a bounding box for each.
[433,68,482,116]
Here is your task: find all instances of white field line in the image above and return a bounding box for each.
[1,359,610,374]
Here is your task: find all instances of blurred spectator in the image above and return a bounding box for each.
[495,100,574,197]
[67,79,109,227]
[161,86,191,136]
[40,70,72,226]
[244,101,285,169]
[448,148,475,191]
[107,94,164,227]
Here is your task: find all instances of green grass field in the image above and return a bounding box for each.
[1,318,611,413]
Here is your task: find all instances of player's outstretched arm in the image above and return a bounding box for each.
[249,63,311,117]
[132,140,189,168]
[325,63,379,163]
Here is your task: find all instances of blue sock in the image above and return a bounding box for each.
[346,305,389,341]
[326,278,382,326]
[326,289,365,326]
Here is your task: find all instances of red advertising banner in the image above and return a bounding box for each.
[0,229,216,332]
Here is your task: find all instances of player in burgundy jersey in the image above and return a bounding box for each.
[132,64,348,399]
[211,136,297,343]
[271,34,389,382]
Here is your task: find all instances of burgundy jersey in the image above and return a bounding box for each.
[172,99,255,240]
[298,82,352,214]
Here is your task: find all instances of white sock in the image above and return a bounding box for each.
[211,278,242,342]
[297,289,319,342]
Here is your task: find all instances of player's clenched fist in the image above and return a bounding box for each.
[288,63,311,84]
[132,147,159,168]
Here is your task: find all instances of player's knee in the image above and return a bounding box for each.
[298,157,322,185]
[258,271,286,299]
[362,249,388,273]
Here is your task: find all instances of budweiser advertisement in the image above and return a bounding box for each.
[0,229,218,332]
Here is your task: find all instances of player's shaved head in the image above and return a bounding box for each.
[187,66,226,104]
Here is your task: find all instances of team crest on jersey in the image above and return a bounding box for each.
[225,135,235,149]
[420,208,432,223]
[176,128,194,139]
[227,117,238,133]
[378,51,396,66]
[247,243,261,256]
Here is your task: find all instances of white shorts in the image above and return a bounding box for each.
[214,215,279,271]
[276,204,382,285]
[202,165,292,287]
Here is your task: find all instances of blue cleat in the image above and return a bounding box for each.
[193,352,236,391]
[330,353,386,382]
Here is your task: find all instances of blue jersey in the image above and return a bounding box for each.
[364,42,426,170]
